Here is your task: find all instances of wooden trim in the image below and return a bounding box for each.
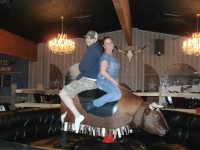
[0,29,37,61]
[15,88,200,98]
[11,84,17,110]
[15,103,60,108]
[164,108,197,114]
[12,87,200,114]
[16,89,59,94]
[113,0,132,45]
[134,92,200,98]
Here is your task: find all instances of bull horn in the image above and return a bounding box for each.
[140,44,149,50]
[149,102,164,110]
[114,46,126,53]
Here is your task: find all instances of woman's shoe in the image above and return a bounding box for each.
[86,102,96,112]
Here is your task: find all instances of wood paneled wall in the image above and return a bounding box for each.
[29,38,86,90]
[28,28,200,96]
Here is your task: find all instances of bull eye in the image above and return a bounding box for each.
[155,115,160,120]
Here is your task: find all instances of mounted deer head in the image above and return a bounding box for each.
[115,45,149,62]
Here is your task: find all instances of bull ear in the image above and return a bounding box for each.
[144,107,151,115]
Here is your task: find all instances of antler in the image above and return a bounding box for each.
[115,45,149,62]
[114,46,126,53]
[133,45,150,53]
[140,45,150,50]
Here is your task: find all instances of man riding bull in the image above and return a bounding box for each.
[59,30,103,131]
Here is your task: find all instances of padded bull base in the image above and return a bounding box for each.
[0,108,200,150]
[12,131,200,150]
[0,140,48,150]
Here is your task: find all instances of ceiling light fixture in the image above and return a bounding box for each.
[48,16,75,54]
[182,14,200,56]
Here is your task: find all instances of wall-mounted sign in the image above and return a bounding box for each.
[0,66,12,72]
[0,60,10,66]
[0,60,14,72]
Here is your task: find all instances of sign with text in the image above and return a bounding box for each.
[0,60,14,72]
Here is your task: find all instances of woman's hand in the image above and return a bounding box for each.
[113,80,119,86]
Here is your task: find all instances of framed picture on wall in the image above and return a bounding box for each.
[3,75,11,87]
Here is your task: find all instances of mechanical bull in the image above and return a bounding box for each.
[61,86,169,138]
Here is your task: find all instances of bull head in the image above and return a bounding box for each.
[142,103,169,136]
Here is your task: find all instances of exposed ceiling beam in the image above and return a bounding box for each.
[113,0,132,45]
[0,29,38,61]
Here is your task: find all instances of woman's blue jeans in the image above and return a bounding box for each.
[93,78,122,107]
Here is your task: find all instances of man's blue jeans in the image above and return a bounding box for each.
[93,78,122,107]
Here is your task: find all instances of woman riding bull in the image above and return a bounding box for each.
[86,37,122,112]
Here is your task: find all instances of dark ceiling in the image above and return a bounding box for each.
[0,0,200,43]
